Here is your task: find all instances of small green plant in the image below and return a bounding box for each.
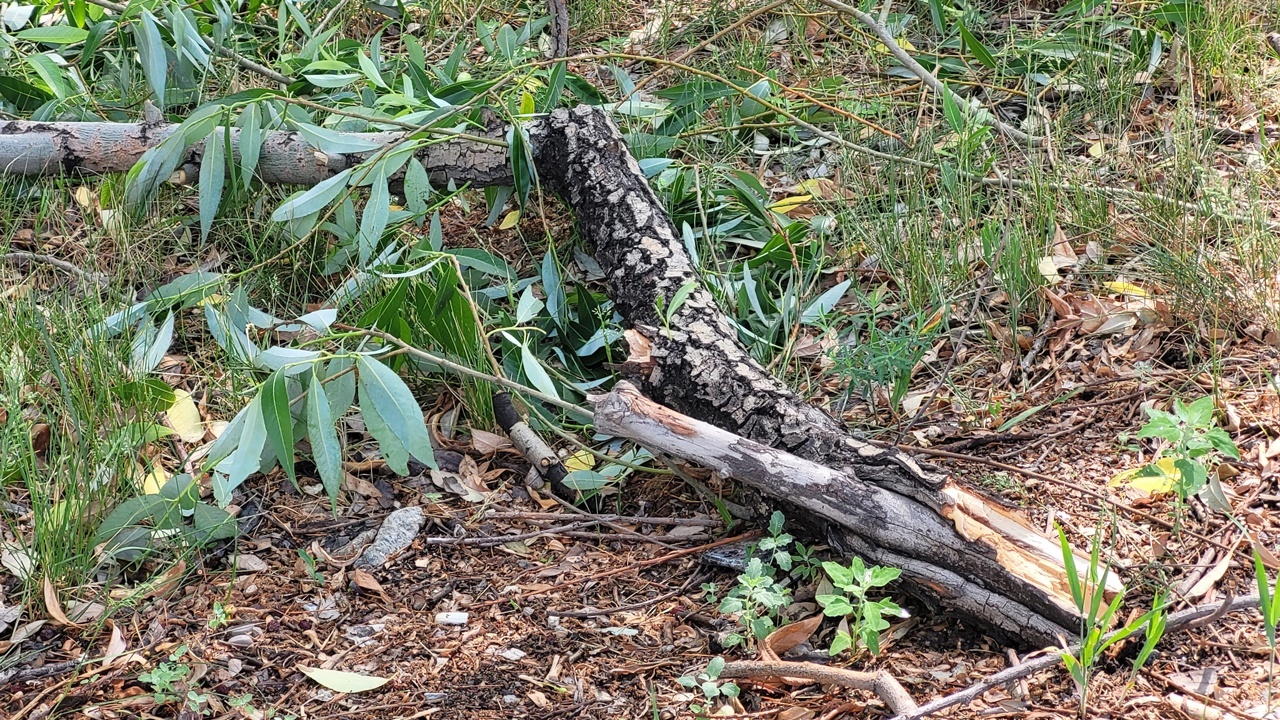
[139,645,193,703]
[755,511,794,571]
[700,582,720,604]
[1127,591,1167,686]
[298,548,324,585]
[676,657,740,716]
[815,558,903,656]
[718,557,791,648]
[1254,549,1280,711]
[208,601,230,630]
[1056,523,1157,718]
[1134,396,1239,525]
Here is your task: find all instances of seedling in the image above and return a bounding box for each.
[815,557,903,656]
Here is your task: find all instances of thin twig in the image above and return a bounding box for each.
[894,594,1261,720]
[1,251,108,288]
[720,660,917,715]
[813,0,1035,144]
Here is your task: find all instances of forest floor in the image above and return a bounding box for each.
[3,0,1280,718]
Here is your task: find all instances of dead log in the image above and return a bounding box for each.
[0,106,1113,643]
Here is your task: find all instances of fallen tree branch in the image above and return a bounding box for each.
[719,660,917,715]
[548,0,570,57]
[493,391,572,498]
[813,0,1035,145]
[892,594,1261,720]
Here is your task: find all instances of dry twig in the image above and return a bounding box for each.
[720,660,917,715]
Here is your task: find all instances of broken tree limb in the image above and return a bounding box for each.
[11,106,1104,642]
[591,381,1120,644]
[0,120,510,188]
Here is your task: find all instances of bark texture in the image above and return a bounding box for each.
[2,106,1106,643]
[0,121,511,188]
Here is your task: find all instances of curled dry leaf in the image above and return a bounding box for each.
[43,576,81,628]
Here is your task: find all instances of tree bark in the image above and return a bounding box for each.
[0,106,1111,644]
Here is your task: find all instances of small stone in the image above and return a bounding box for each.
[435,611,469,626]
[499,648,527,661]
[503,695,519,705]
[355,506,426,569]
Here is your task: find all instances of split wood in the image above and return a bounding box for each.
[890,593,1260,720]
[719,660,917,715]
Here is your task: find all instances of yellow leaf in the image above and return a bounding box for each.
[1108,458,1178,495]
[1103,281,1149,298]
[1088,140,1105,158]
[142,464,170,495]
[389,204,404,212]
[520,91,535,116]
[877,37,916,53]
[498,210,521,230]
[563,449,594,472]
[769,194,812,214]
[166,389,205,443]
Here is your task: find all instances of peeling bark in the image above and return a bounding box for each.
[0,107,1108,643]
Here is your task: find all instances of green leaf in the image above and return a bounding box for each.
[25,53,71,100]
[817,595,855,617]
[356,51,387,88]
[17,25,90,44]
[822,561,854,588]
[404,158,432,222]
[134,11,168,108]
[541,61,567,112]
[941,86,965,134]
[95,496,165,542]
[563,470,609,491]
[360,387,411,474]
[199,126,227,241]
[307,374,344,513]
[508,126,533,207]
[192,502,239,543]
[517,338,559,401]
[1203,427,1239,459]
[801,280,851,324]
[261,371,297,488]
[516,286,544,324]
[1173,458,1207,496]
[271,169,352,222]
[666,281,698,320]
[1058,524,1084,613]
[216,395,267,505]
[0,76,52,111]
[829,630,853,656]
[297,667,389,693]
[356,355,436,471]
[705,656,725,679]
[957,22,997,69]
[238,103,262,190]
[324,357,357,417]
[357,172,391,265]
[294,123,384,154]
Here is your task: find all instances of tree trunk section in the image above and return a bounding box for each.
[0,106,1111,644]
